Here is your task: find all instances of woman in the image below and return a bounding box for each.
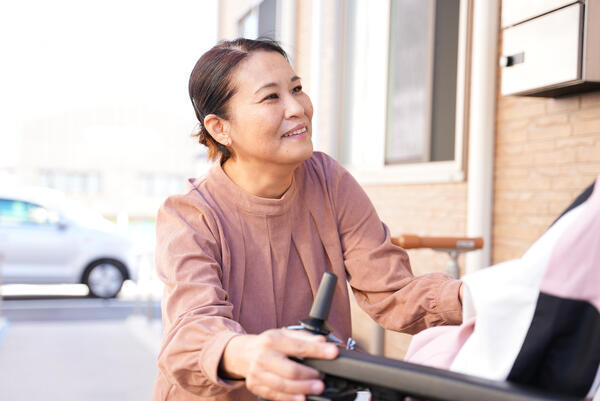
[153,38,463,401]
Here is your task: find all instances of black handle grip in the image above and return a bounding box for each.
[310,272,337,321]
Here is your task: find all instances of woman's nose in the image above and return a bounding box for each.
[283,94,305,119]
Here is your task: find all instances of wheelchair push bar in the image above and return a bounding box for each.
[290,272,582,401]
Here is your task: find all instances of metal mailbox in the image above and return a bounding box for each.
[500,0,600,97]
[501,0,576,28]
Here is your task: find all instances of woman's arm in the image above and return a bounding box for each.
[323,155,463,334]
[156,194,247,396]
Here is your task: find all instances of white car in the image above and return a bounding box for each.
[0,187,136,298]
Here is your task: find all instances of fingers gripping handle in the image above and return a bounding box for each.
[258,273,339,401]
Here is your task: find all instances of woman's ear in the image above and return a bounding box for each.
[204,114,232,146]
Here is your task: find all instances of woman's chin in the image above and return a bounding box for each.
[277,138,312,161]
[290,142,314,164]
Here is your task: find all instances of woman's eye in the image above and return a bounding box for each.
[263,93,279,101]
[292,85,303,93]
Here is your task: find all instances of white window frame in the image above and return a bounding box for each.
[235,0,297,66]
[238,7,260,39]
[342,0,472,185]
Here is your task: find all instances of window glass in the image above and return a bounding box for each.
[0,199,28,225]
[238,0,277,39]
[0,199,59,226]
[239,8,259,39]
[386,0,460,164]
[38,170,102,195]
[87,173,101,194]
[139,174,185,197]
[258,0,277,38]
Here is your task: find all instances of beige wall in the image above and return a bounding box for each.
[494,90,600,263]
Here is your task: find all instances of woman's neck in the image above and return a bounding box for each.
[222,158,298,199]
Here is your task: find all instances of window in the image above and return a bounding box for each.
[386,0,460,164]
[340,0,471,184]
[236,0,297,66]
[39,170,102,195]
[0,199,59,227]
[238,0,277,39]
[139,174,186,197]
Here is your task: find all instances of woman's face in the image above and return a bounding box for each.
[224,50,314,169]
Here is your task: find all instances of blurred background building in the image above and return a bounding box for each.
[0,2,219,399]
[0,0,216,225]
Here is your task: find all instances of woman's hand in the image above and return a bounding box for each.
[220,328,339,401]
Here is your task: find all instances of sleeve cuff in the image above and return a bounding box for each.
[437,279,464,325]
[201,331,246,389]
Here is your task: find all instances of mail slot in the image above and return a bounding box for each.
[500,0,600,97]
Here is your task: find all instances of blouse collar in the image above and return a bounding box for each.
[206,162,301,216]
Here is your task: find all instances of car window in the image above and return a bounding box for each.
[0,198,60,227]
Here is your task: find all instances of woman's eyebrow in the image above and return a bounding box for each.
[254,76,302,94]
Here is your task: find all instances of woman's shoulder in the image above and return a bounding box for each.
[162,175,208,207]
[303,151,346,181]
[306,150,340,167]
[298,152,358,212]
[158,172,221,228]
[301,151,366,205]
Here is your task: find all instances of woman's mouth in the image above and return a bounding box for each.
[282,126,307,138]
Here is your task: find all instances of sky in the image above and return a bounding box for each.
[0,0,219,169]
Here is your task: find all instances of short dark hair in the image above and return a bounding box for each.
[188,38,289,163]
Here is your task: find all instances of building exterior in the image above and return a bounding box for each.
[217,0,600,359]
[15,105,201,221]
[3,1,219,224]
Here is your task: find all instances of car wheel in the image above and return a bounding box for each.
[83,260,126,299]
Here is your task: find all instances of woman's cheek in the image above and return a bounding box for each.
[304,95,314,120]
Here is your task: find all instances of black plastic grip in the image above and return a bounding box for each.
[309,272,337,321]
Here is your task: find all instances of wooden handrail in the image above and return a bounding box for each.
[392,234,484,251]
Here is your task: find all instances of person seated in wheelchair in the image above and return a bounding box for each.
[405,180,600,400]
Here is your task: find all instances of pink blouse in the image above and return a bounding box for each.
[152,152,462,401]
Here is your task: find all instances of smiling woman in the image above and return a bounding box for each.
[189,39,313,199]
[153,38,464,401]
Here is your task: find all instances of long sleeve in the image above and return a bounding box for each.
[155,194,246,397]
[323,156,463,335]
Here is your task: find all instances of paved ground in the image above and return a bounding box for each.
[0,292,162,401]
[1,283,595,401]
[1,298,161,322]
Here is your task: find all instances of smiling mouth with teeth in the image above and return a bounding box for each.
[282,127,307,138]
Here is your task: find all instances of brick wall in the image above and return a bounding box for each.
[364,183,468,276]
[355,183,468,359]
[494,91,600,263]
